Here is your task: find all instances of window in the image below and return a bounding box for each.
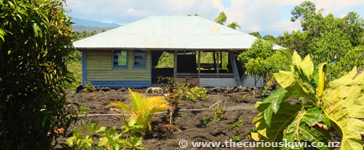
[113,50,128,69]
[133,51,146,69]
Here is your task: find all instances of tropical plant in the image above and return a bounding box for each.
[0,0,78,149]
[252,51,364,149]
[109,89,170,134]
[230,120,243,130]
[66,118,144,150]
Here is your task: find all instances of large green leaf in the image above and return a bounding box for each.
[273,51,316,100]
[328,67,360,88]
[301,55,314,80]
[321,67,364,150]
[291,51,314,82]
[258,88,288,127]
[283,107,331,149]
[274,70,295,89]
[253,102,302,150]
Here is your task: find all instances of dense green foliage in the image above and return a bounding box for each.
[276,1,364,78]
[155,52,174,68]
[74,30,98,41]
[0,0,78,149]
[238,39,275,64]
[253,51,364,149]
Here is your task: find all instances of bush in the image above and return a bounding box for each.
[0,0,77,149]
[161,77,209,102]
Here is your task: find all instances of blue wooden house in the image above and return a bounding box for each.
[73,16,282,88]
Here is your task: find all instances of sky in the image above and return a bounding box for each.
[65,0,364,36]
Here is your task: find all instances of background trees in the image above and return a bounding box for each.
[0,0,77,149]
[276,1,364,78]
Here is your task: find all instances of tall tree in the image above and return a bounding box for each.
[238,39,290,96]
[0,0,77,149]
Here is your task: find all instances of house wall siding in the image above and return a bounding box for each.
[199,78,236,87]
[86,50,151,83]
[241,75,264,88]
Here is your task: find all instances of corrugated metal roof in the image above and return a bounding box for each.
[73,16,283,50]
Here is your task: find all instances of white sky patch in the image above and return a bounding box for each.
[270,20,301,33]
[98,19,114,24]
[126,8,147,16]
[315,0,364,14]
[65,0,93,13]
[65,0,364,36]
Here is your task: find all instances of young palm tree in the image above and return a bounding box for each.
[109,89,170,134]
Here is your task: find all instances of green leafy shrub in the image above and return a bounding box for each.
[252,51,364,149]
[159,77,208,124]
[159,77,209,101]
[185,86,209,101]
[85,81,95,92]
[230,120,243,130]
[250,127,257,132]
[0,0,78,149]
[232,135,241,142]
[67,118,144,150]
[199,117,212,128]
[157,76,175,93]
[169,82,208,102]
[212,105,225,121]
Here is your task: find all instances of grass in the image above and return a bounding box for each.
[66,60,82,89]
